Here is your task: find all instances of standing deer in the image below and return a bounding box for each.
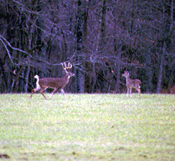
[122,71,141,98]
[30,62,75,100]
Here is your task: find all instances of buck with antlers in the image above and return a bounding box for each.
[30,62,75,100]
[122,71,141,98]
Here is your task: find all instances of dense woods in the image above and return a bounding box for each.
[0,0,174,94]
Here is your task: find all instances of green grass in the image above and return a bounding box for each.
[0,94,175,160]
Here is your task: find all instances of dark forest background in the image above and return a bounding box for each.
[0,0,175,94]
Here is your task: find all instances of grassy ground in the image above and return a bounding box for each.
[0,94,175,161]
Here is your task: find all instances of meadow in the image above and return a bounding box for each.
[0,94,175,161]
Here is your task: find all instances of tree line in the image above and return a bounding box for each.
[0,0,174,94]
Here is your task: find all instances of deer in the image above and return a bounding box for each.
[30,62,75,100]
[122,71,141,98]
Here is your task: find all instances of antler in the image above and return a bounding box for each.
[61,62,72,73]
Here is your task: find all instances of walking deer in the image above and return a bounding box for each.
[122,71,141,98]
[30,62,75,100]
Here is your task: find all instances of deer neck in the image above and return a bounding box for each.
[64,74,70,84]
[125,76,130,84]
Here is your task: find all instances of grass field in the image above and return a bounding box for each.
[0,94,175,161]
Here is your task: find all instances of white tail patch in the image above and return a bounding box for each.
[34,75,39,80]
[34,75,41,90]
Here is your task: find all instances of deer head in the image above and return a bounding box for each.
[122,71,130,77]
[61,62,75,78]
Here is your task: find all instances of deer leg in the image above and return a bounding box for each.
[130,88,132,97]
[48,88,58,100]
[30,86,41,98]
[137,88,141,98]
[30,89,35,98]
[126,87,129,97]
[40,92,48,100]
[61,89,67,99]
[40,87,48,100]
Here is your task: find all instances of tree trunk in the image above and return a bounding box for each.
[96,0,106,52]
[84,1,90,93]
[99,0,106,51]
[0,57,7,92]
[156,43,165,93]
[25,64,30,92]
[76,0,85,93]
[156,0,173,93]
[91,62,96,93]
[115,52,122,93]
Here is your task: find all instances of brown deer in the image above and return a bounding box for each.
[30,62,75,100]
[122,71,141,98]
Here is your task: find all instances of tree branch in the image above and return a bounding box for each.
[0,35,32,58]
[0,37,14,64]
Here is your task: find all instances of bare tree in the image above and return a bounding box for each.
[0,0,174,94]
